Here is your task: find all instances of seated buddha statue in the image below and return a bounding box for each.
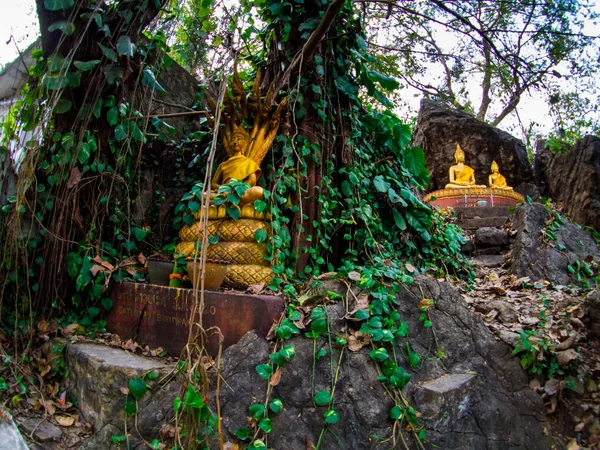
[211,127,264,205]
[445,144,486,189]
[488,161,513,190]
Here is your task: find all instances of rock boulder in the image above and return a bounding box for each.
[213,278,553,449]
[412,99,534,192]
[510,202,599,285]
[534,135,600,229]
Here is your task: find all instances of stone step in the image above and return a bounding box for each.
[455,217,508,229]
[453,206,511,219]
[65,342,178,447]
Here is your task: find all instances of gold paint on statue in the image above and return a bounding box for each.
[488,161,513,190]
[445,144,485,189]
[176,64,285,289]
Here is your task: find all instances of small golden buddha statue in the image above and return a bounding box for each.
[445,144,485,189]
[211,126,264,205]
[488,161,513,190]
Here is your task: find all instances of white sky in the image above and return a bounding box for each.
[0,0,39,72]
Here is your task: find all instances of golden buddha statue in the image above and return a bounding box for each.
[445,144,485,189]
[488,161,513,190]
[175,65,286,289]
[210,127,264,205]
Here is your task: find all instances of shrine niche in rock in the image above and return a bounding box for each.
[424,144,524,210]
[175,68,286,290]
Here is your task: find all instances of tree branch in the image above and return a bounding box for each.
[276,0,346,93]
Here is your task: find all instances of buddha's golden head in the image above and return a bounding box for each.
[491,161,499,173]
[454,144,465,163]
[228,125,250,155]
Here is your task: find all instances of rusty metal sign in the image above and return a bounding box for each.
[106,283,284,356]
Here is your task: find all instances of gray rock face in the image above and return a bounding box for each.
[475,227,510,247]
[0,408,29,450]
[412,99,534,192]
[65,343,179,444]
[214,278,552,450]
[510,202,600,284]
[584,290,600,339]
[534,135,600,229]
[18,418,62,443]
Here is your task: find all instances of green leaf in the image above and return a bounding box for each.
[366,69,399,91]
[48,20,75,35]
[323,409,340,424]
[73,60,101,71]
[88,306,100,318]
[341,180,352,197]
[404,146,429,186]
[66,252,81,279]
[129,378,147,401]
[188,201,200,213]
[103,65,124,84]
[173,397,182,412]
[369,348,389,362]
[149,439,161,450]
[116,36,135,57]
[142,68,166,93]
[392,210,407,231]
[78,142,91,165]
[255,364,273,379]
[334,76,358,97]
[373,175,390,193]
[44,0,74,11]
[258,418,272,433]
[226,206,240,221]
[269,398,283,414]
[111,435,126,444]
[54,98,72,114]
[47,53,67,73]
[255,229,268,243]
[409,352,420,367]
[234,428,251,440]
[124,401,137,416]
[388,188,406,205]
[97,43,117,62]
[254,199,267,213]
[76,256,92,291]
[390,405,402,420]
[42,74,69,91]
[314,390,332,406]
[101,298,113,311]
[114,124,127,142]
[134,227,147,241]
[248,403,265,418]
[106,107,118,126]
[316,348,327,359]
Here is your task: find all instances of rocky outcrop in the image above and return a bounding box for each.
[511,202,600,284]
[214,278,552,449]
[534,135,600,229]
[412,99,534,192]
[64,343,178,445]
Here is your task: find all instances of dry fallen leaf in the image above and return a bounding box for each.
[270,368,281,386]
[556,349,579,367]
[55,415,76,427]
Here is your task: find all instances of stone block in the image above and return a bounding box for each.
[65,343,178,437]
[18,418,62,443]
[470,255,505,268]
[475,227,509,247]
[413,373,476,421]
[106,283,284,356]
[0,409,29,450]
[455,217,508,229]
[454,206,511,219]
